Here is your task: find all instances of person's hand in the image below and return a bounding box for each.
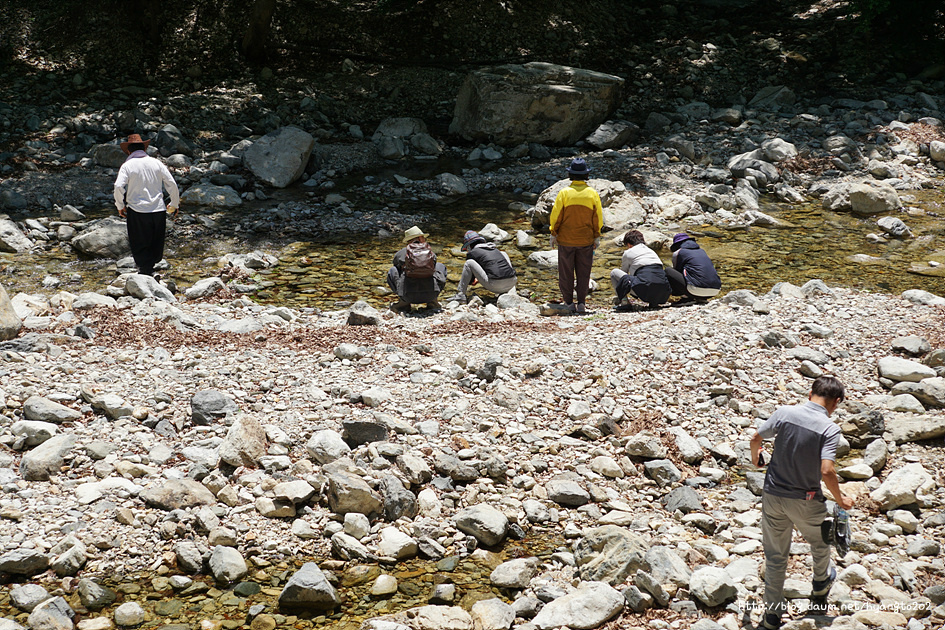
[118,207,127,218]
[550,235,557,248]
[593,237,601,250]
[838,494,854,510]
[167,206,178,221]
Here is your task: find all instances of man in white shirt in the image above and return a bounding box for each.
[609,230,671,308]
[113,134,180,278]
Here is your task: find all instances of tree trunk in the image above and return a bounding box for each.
[242,0,278,64]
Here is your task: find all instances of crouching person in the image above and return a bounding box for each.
[610,230,671,308]
[451,230,517,303]
[387,226,447,312]
[666,233,721,301]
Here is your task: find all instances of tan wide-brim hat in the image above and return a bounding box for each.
[403,226,429,243]
[120,133,151,154]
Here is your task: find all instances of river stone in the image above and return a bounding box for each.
[141,478,216,510]
[273,479,316,505]
[71,218,130,258]
[279,562,341,610]
[590,455,624,478]
[370,574,398,597]
[870,463,934,510]
[454,504,509,547]
[574,525,648,584]
[209,545,247,583]
[242,126,314,188]
[125,273,176,302]
[0,219,33,253]
[113,601,145,627]
[347,301,382,326]
[643,459,681,487]
[878,356,936,382]
[72,292,117,310]
[863,439,888,473]
[342,419,388,445]
[471,598,514,630]
[377,527,418,560]
[326,470,383,517]
[0,549,49,577]
[28,597,74,630]
[531,581,624,630]
[379,475,417,522]
[545,476,590,507]
[645,546,692,587]
[624,432,666,459]
[884,415,945,443]
[10,584,51,612]
[450,62,624,146]
[190,389,239,425]
[491,557,540,589]
[307,429,351,464]
[0,283,23,340]
[891,336,930,357]
[890,377,945,409]
[51,538,87,577]
[180,184,242,208]
[690,566,738,607]
[668,427,704,463]
[585,120,639,150]
[184,277,226,300]
[787,346,829,365]
[23,396,81,423]
[77,577,118,610]
[849,182,902,215]
[900,289,945,306]
[886,394,925,413]
[663,486,703,514]
[762,138,797,162]
[20,433,76,481]
[219,415,267,467]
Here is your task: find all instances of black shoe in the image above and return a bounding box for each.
[760,613,782,630]
[811,566,836,597]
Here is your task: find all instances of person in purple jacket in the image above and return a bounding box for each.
[665,233,721,302]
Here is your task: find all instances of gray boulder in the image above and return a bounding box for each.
[306,429,351,464]
[27,597,74,630]
[849,182,902,215]
[690,566,738,606]
[574,525,648,584]
[870,463,934,510]
[0,548,50,576]
[891,377,945,409]
[643,459,682,487]
[209,545,248,583]
[23,396,79,423]
[491,557,540,589]
[0,283,23,340]
[748,85,795,110]
[663,486,703,514]
[0,219,33,253]
[279,562,341,610]
[140,478,217,510]
[901,290,945,307]
[585,120,639,150]
[450,62,624,146]
[125,274,176,302]
[545,476,590,506]
[180,184,242,208]
[71,218,130,258]
[891,336,931,356]
[114,601,145,627]
[219,415,267,467]
[20,433,76,481]
[185,277,226,300]
[347,301,382,326]
[190,389,239,425]
[326,470,383,517]
[884,415,945,444]
[10,584,51,612]
[154,124,196,157]
[471,598,515,630]
[645,546,692,587]
[242,126,315,188]
[77,579,117,610]
[91,143,127,168]
[531,581,624,630]
[454,504,509,547]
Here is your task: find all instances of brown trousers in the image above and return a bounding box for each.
[557,244,594,305]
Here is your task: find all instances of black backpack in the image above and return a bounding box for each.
[404,241,436,278]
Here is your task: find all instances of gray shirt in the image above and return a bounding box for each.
[758,401,841,501]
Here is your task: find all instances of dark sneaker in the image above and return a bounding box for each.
[576,303,587,314]
[811,566,836,598]
[760,613,782,630]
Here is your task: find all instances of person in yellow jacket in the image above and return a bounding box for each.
[549,158,603,314]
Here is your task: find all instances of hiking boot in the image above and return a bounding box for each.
[760,613,782,630]
[567,303,577,313]
[811,566,836,598]
[576,303,587,314]
[450,292,466,303]
[390,300,411,313]
[426,302,441,312]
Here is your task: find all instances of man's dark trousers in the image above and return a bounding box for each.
[126,209,166,277]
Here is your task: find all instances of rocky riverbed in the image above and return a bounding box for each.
[0,275,944,630]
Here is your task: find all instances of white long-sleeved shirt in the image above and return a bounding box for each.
[113,155,180,213]
[621,243,663,276]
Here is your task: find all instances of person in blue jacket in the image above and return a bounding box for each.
[665,233,722,301]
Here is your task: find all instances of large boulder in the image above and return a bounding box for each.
[140,479,217,510]
[279,562,341,610]
[450,62,624,146]
[454,504,509,547]
[218,415,268,467]
[531,581,624,630]
[242,126,315,188]
[23,397,81,423]
[870,463,935,510]
[180,184,242,208]
[19,434,77,481]
[585,120,640,150]
[91,143,127,168]
[0,219,33,253]
[190,389,239,425]
[574,525,649,584]
[849,182,902,215]
[154,124,196,157]
[125,274,176,302]
[878,356,937,383]
[531,178,630,229]
[0,283,23,341]
[71,218,131,258]
[891,377,945,409]
[690,566,738,606]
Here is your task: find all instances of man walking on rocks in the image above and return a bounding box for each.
[114,133,180,278]
[750,375,855,630]
[549,158,602,314]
